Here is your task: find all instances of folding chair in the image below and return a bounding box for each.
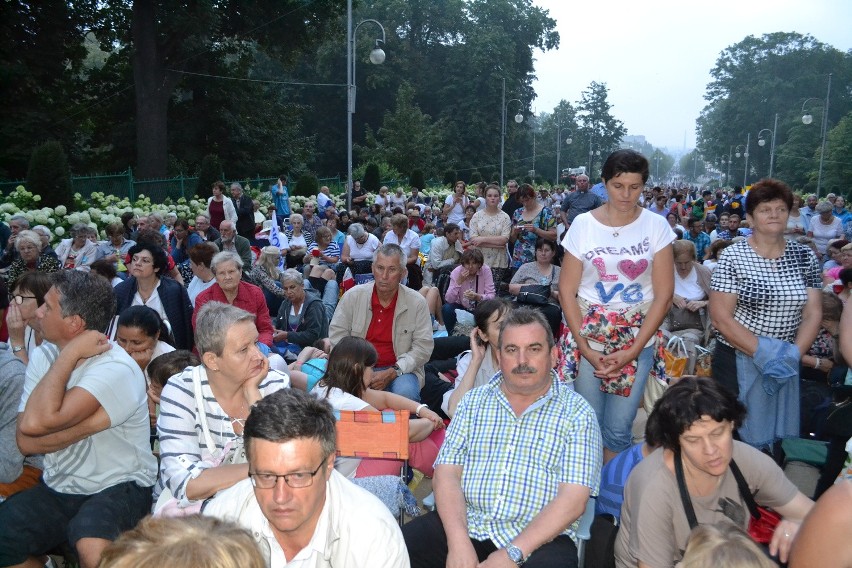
[334,409,410,524]
[575,497,597,568]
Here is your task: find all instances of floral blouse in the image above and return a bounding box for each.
[510,206,557,269]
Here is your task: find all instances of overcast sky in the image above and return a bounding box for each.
[530,0,852,153]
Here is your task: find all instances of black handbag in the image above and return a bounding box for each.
[516,266,554,306]
[517,285,551,305]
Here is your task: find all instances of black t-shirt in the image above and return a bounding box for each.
[351,186,368,207]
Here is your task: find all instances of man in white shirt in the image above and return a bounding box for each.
[204,389,408,568]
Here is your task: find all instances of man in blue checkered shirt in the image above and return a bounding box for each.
[403,308,602,568]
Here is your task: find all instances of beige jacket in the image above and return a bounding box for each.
[329,282,434,387]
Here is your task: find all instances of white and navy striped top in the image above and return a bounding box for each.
[155,365,289,505]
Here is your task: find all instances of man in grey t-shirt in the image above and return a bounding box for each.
[0,271,156,568]
[560,175,602,228]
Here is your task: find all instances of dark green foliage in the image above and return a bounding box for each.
[196,154,222,199]
[410,169,425,190]
[443,169,457,186]
[294,173,319,198]
[27,141,73,210]
[363,163,381,193]
[470,171,482,184]
[490,171,500,183]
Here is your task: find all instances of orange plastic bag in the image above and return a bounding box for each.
[664,336,687,379]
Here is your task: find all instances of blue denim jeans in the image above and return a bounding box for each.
[375,366,421,402]
[574,345,653,453]
[441,303,468,336]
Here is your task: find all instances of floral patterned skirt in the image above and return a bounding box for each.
[556,301,667,397]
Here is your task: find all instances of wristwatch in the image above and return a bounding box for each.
[505,544,526,566]
[392,364,403,377]
[10,344,24,354]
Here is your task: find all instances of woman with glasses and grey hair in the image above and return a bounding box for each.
[55,223,99,271]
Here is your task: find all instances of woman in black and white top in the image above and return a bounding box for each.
[710,179,822,448]
[155,302,294,510]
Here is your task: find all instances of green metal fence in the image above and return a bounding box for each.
[0,171,349,204]
[0,172,449,207]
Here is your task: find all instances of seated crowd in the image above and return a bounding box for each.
[0,162,851,568]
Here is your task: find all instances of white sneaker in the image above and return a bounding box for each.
[437,324,446,332]
[432,319,439,331]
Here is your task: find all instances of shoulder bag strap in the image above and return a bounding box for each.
[674,450,700,530]
[728,458,761,520]
[191,366,217,453]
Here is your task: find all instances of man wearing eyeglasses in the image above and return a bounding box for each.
[204,389,408,567]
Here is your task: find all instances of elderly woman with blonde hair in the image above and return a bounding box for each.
[249,245,287,315]
[284,213,314,268]
[680,523,776,568]
[99,515,265,568]
[4,230,61,290]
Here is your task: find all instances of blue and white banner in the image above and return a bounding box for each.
[269,211,287,269]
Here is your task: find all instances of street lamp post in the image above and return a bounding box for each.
[714,156,724,188]
[500,78,524,188]
[692,152,700,182]
[346,0,386,210]
[587,137,600,177]
[801,73,832,197]
[653,154,661,182]
[555,125,573,185]
[757,113,777,178]
[734,139,749,187]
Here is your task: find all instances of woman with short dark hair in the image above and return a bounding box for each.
[710,178,822,450]
[559,149,675,463]
[616,376,813,568]
[441,248,495,335]
[509,183,557,269]
[509,237,562,337]
[169,218,203,264]
[115,241,195,350]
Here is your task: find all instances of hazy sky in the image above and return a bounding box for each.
[530,0,852,152]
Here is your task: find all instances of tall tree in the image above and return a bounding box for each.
[575,82,627,176]
[356,82,445,177]
[95,0,345,179]
[0,0,98,178]
[295,0,558,180]
[696,32,852,189]
[819,111,852,197]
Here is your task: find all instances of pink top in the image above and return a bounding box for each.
[444,264,496,309]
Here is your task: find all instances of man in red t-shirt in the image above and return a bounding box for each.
[329,244,434,401]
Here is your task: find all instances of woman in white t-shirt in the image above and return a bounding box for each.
[311,337,445,478]
[559,149,675,463]
[443,181,470,226]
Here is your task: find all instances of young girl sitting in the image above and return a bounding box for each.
[312,336,445,478]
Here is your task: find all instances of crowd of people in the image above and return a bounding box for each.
[0,156,851,567]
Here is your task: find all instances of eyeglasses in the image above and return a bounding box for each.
[249,460,326,489]
[8,293,37,305]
